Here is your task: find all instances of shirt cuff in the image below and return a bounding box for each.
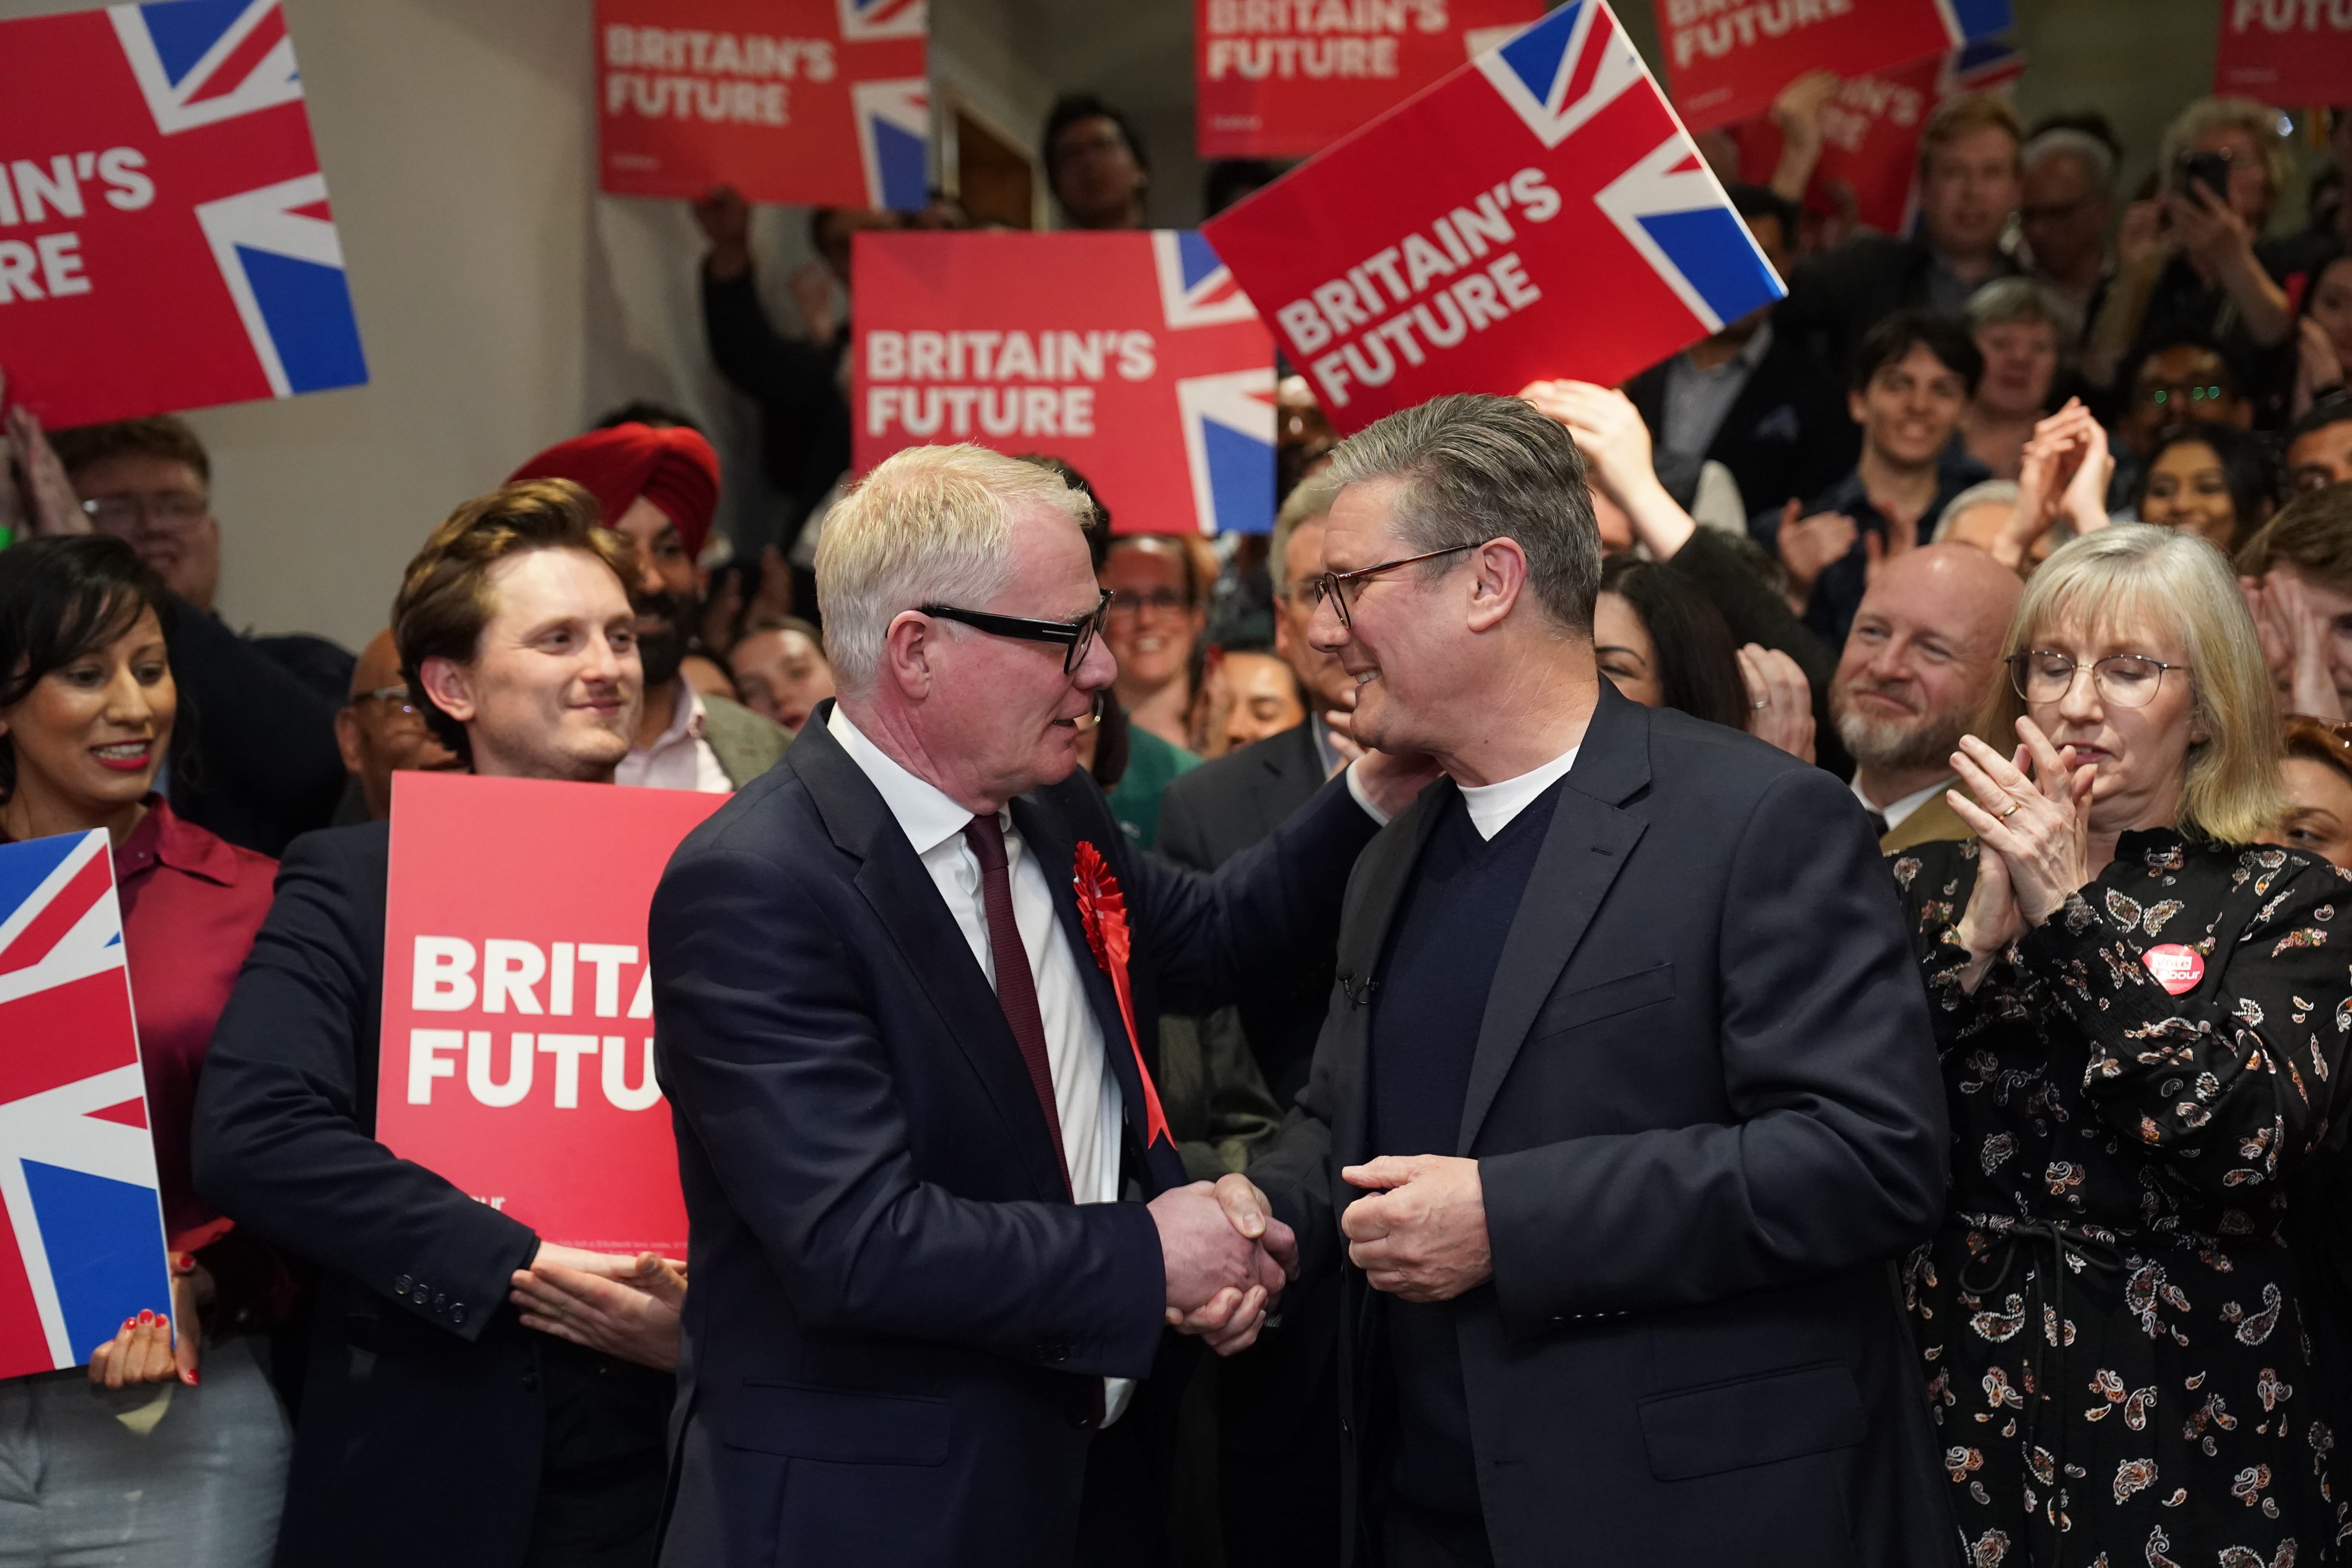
[1345,759,1391,826]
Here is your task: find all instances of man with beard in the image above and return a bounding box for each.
[1828,542,2021,853]
[509,422,790,790]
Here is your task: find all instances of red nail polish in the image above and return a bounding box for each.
[183,1368,200,1386]
[138,1309,154,1325]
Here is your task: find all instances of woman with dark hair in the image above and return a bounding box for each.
[0,535,290,1564]
[1594,555,1748,728]
[2291,241,2350,421]
[2269,713,2352,869]
[2136,422,2282,552]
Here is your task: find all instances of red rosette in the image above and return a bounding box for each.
[1074,840,1172,1150]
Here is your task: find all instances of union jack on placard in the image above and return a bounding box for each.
[1176,370,1276,537]
[838,0,927,43]
[109,0,303,137]
[852,79,931,213]
[1595,137,1782,337]
[1472,1,1644,151]
[196,173,368,397]
[0,831,172,1381]
[1154,231,1258,330]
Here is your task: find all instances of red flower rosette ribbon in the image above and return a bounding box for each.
[1074,840,1173,1151]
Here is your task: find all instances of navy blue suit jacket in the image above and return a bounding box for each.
[648,707,1379,1568]
[1252,684,1958,1567]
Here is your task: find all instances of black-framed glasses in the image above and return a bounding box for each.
[2007,650,2186,710]
[1307,542,1489,630]
[918,588,1112,675]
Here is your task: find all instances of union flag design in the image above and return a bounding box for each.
[0,0,367,428]
[0,831,173,1381]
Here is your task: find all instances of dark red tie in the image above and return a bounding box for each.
[963,814,1071,1194]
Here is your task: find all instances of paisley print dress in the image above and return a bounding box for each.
[1896,832,2352,1567]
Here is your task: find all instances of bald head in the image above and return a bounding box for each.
[350,627,402,699]
[1834,543,2023,800]
[336,628,458,820]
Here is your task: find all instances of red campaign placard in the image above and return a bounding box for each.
[0,0,367,430]
[852,229,1278,534]
[1656,0,2009,135]
[1198,0,1547,160]
[1203,0,1782,436]
[375,772,726,1257]
[597,0,929,210]
[1727,40,2022,238]
[2214,0,2352,106]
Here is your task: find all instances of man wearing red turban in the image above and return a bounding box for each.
[508,421,789,791]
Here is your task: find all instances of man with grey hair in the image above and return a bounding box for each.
[2021,127,2118,337]
[648,443,1436,1567]
[1247,393,1953,1566]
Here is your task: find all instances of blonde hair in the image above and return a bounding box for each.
[1977,525,2285,845]
[2159,97,2292,227]
[816,444,1094,694]
[1919,93,2023,174]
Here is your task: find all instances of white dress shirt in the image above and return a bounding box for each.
[1458,745,1581,840]
[616,679,732,793]
[1851,774,1951,834]
[828,707,1134,1423]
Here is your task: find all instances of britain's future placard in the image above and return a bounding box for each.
[597,0,929,210]
[0,830,174,1381]
[1197,0,1546,159]
[0,0,368,429]
[853,229,1278,534]
[375,773,727,1258]
[1204,0,1781,436]
[1655,0,2010,134]
[2214,0,2352,107]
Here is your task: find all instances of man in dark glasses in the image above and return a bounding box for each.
[649,442,1437,1568]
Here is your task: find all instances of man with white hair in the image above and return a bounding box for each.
[648,444,1434,1566]
[2020,127,2119,337]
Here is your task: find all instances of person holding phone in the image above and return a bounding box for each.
[2089,98,2296,397]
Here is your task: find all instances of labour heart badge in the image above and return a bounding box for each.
[2143,944,2206,996]
[1073,840,1173,1150]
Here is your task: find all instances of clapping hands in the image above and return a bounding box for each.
[1942,720,2096,992]
[1148,1173,1296,1356]
[1997,400,2112,570]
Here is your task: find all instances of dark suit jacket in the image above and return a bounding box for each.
[1156,720,1328,1103]
[648,708,1379,1568]
[1251,684,1955,1568]
[1622,319,1857,518]
[166,598,349,857]
[192,823,669,1568]
[701,264,851,536]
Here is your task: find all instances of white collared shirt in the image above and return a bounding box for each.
[1457,746,1581,840]
[616,679,732,793]
[1852,774,1952,834]
[828,707,1133,1424]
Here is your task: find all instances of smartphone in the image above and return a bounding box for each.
[2178,150,2232,204]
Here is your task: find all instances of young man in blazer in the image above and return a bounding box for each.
[194,480,695,1568]
[648,445,1435,1568]
[1249,394,1956,1568]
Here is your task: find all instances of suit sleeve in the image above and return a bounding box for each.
[1479,767,1949,1330]
[651,840,1169,1379]
[1153,773,1216,875]
[1120,773,1379,1021]
[701,263,841,421]
[167,598,346,852]
[191,833,539,1341]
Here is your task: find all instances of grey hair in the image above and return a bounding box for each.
[1325,394,1601,635]
[2158,97,2292,221]
[1967,276,2084,347]
[2021,128,2116,194]
[814,443,1093,695]
[1932,480,2023,542]
[1269,473,1340,595]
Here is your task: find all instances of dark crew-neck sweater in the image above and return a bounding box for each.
[1367,779,1564,1526]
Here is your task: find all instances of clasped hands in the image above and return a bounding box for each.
[511,1243,688,1371]
[1942,719,2097,992]
[1149,1174,1296,1356]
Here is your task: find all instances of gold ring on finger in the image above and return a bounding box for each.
[1997,800,2022,820]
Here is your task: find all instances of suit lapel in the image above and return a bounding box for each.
[790,708,1069,1202]
[1011,797,1189,1194]
[1330,781,1454,1170]
[1455,685,1651,1155]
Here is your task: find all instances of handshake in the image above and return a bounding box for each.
[1147,1173,1296,1356]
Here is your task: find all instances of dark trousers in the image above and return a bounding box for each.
[1077,1403,1170,1568]
[1379,1501,1494,1568]
[522,1338,672,1568]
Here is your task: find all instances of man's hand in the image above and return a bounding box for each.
[1775,500,1856,599]
[1324,684,1441,815]
[1149,1179,1288,1356]
[1738,644,1815,763]
[1766,68,1839,203]
[692,184,752,282]
[511,1248,687,1371]
[1338,1155,1491,1303]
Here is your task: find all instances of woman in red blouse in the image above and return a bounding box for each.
[0,535,290,1565]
